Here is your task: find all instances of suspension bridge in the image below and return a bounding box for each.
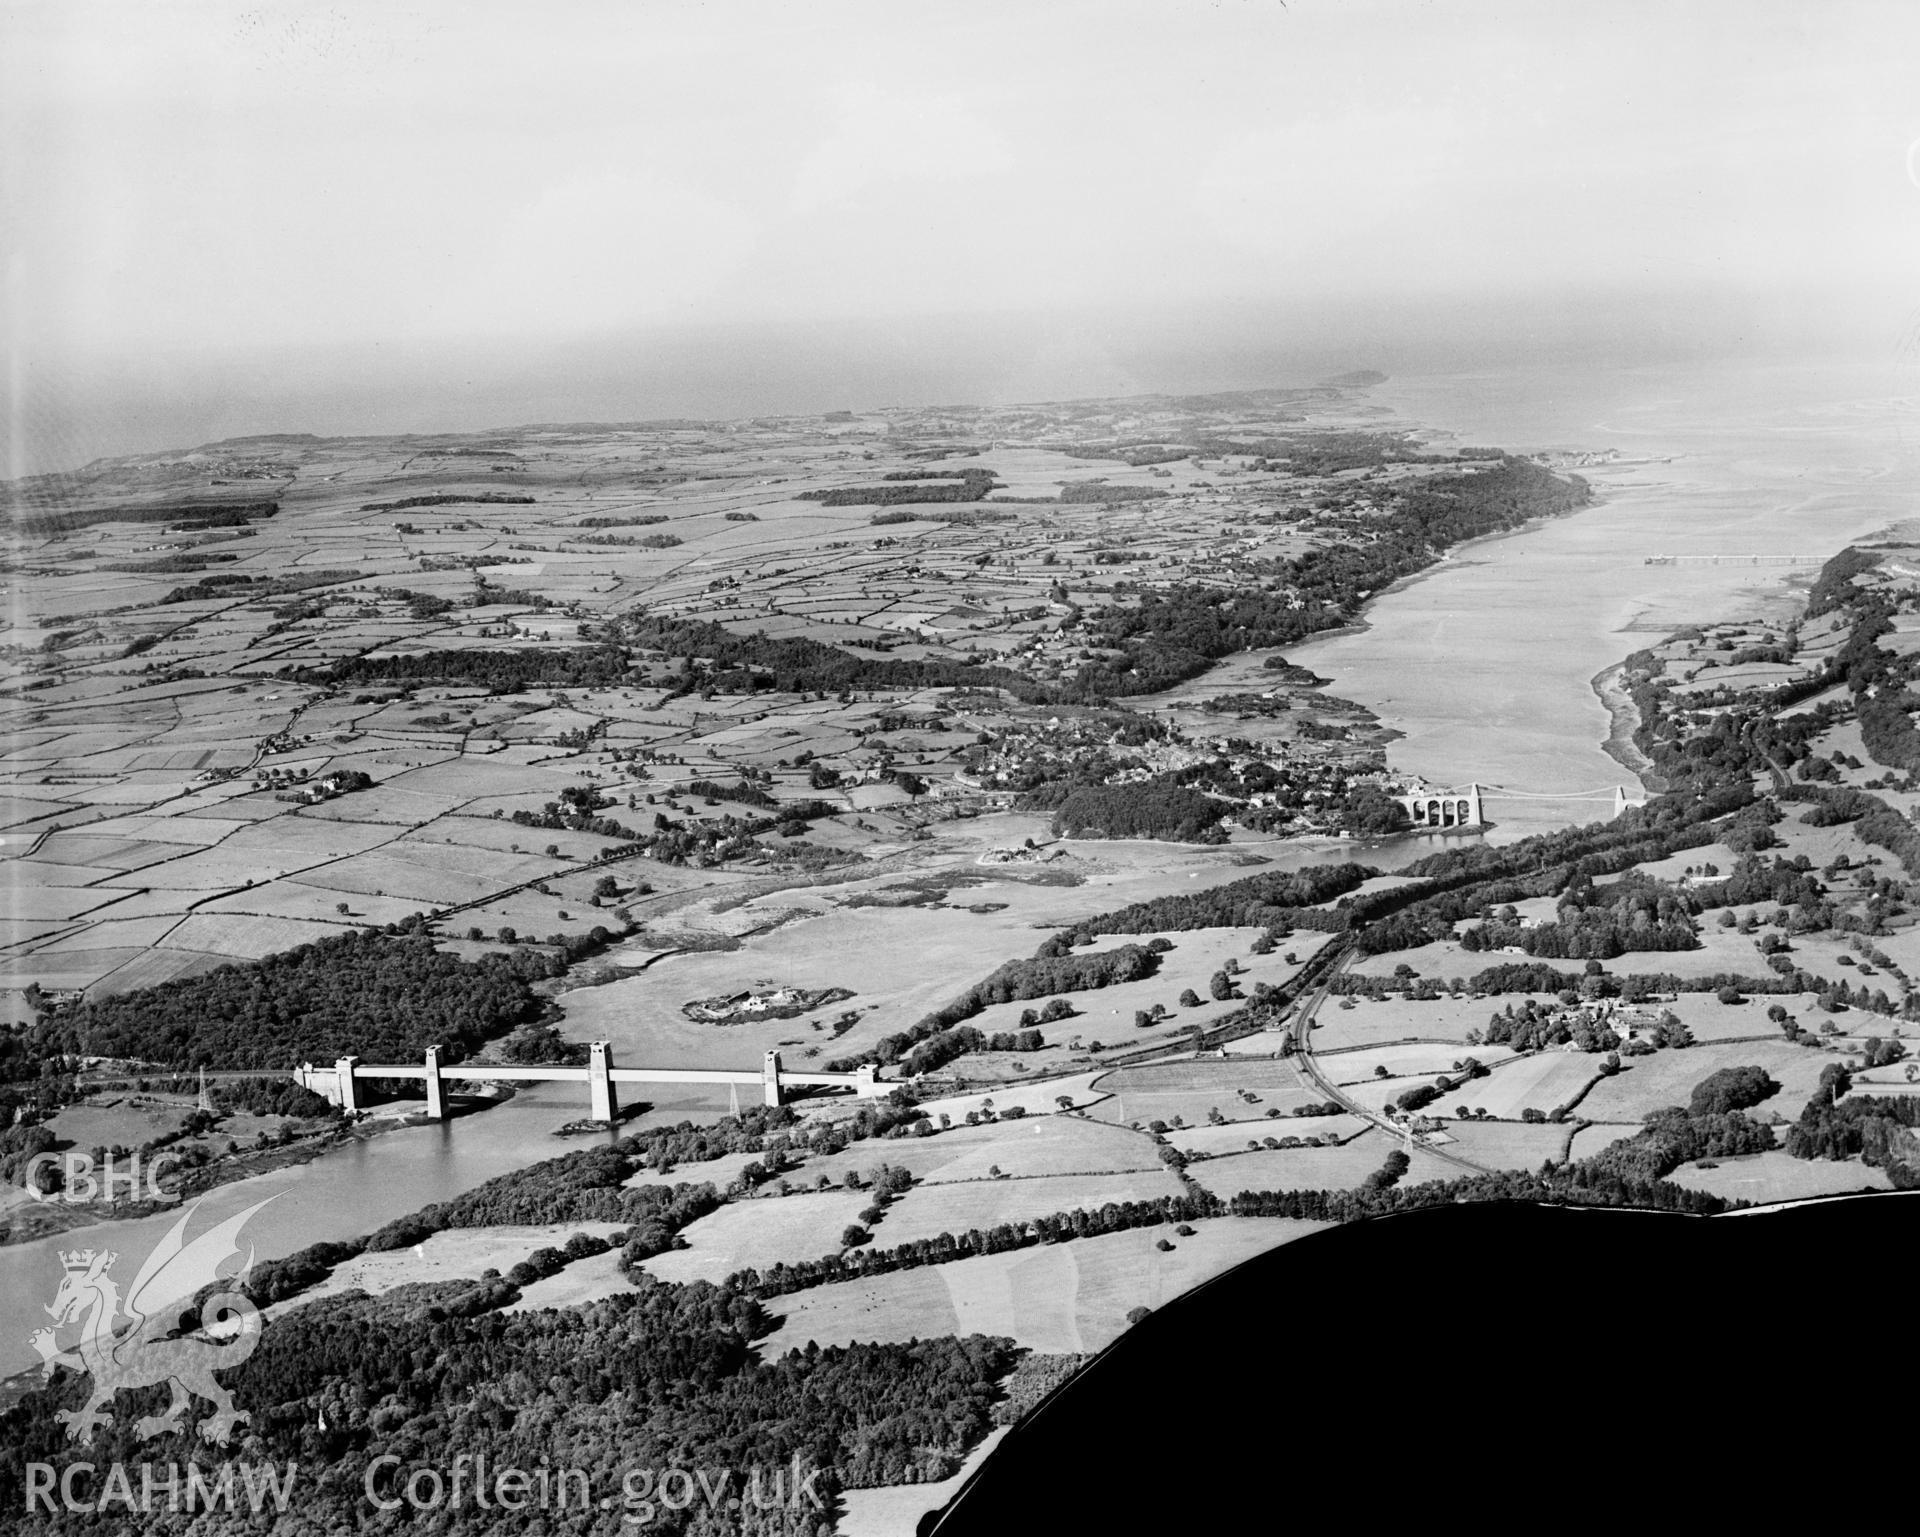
[1393,782,1646,827]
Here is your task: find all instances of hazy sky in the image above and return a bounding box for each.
[7,0,1920,470]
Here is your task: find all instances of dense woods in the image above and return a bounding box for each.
[1461,871,1701,958]
[297,644,634,692]
[801,468,1003,505]
[1034,781,1228,841]
[43,925,547,1068]
[12,500,278,536]
[1784,1066,1920,1183]
[1,1279,1014,1527]
[1057,861,1372,942]
[358,493,535,510]
[627,617,1037,698]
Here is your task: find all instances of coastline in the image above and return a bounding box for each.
[1590,659,1663,792]
[0,1092,513,1249]
[1291,503,1591,652]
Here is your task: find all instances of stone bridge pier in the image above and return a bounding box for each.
[293,1041,884,1122]
[1394,782,1484,830]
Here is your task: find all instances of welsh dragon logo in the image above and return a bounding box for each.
[28,1199,271,1446]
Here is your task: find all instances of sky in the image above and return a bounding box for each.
[7,0,1920,473]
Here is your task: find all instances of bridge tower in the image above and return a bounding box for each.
[1465,782,1484,827]
[423,1045,445,1121]
[333,1056,361,1114]
[588,1041,618,1124]
[1614,785,1630,817]
[763,1049,784,1108]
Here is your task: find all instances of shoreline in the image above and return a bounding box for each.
[1590,659,1664,792]
[0,1092,513,1249]
[1282,505,1587,655]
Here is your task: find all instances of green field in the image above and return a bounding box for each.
[756,1215,1326,1359]
[1187,1128,1457,1196]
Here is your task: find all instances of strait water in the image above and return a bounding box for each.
[1290,358,1920,841]
[6,357,1914,1374]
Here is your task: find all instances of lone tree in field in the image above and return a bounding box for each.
[1179,988,1201,1008]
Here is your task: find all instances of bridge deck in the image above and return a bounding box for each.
[349,1063,856,1087]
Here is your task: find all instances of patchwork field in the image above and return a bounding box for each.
[874,1169,1189,1248]
[1664,1151,1893,1204]
[1432,1119,1576,1171]
[271,1222,628,1317]
[1186,1128,1458,1196]
[755,1215,1327,1359]
[1169,1113,1369,1156]
[1431,1051,1603,1121]
[1573,1040,1833,1126]
[1319,1042,1518,1084]
[642,1189,874,1284]
[1083,1058,1318,1128]
[1308,994,1495,1052]
[800,1116,1163,1187]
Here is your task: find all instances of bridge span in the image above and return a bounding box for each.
[294,1044,881,1123]
[1395,781,1647,827]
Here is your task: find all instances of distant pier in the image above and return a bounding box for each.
[1643,554,1821,566]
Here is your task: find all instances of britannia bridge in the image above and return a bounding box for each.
[293,1044,882,1123]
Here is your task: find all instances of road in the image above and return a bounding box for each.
[1286,944,1493,1178]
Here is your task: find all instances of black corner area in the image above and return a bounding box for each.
[924,1194,1917,1535]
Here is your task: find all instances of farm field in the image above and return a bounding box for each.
[1573,1041,1832,1125]
[1432,1119,1575,1170]
[271,1222,628,1317]
[1432,1051,1602,1121]
[44,1096,192,1150]
[1168,1113,1367,1156]
[1665,1151,1892,1204]
[874,1170,1189,1248]
[641,1189,873,1285]
[1186,1128,1458,1196]
[801,1116,1163,1187]
[910,1072,1113,1124]
[503,1246,633,1313]
[1308,995,1493,1052]
[1319,1042,1517,1084]
[754,1215,1327,1359]
[1643,992,1797,1045]
[1082,1058,1317,1128]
